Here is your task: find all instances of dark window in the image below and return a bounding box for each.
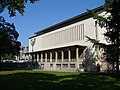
[70,64,75,68]
[63,64,68,68]
[41,64,44,68]
[79,64,83,69]
[50,64,53,68]
[56,64,61,68]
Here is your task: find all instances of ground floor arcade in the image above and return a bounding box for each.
[28,45,86,71]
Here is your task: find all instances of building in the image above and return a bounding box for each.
[28,6,108,72]
[19,46,29,61]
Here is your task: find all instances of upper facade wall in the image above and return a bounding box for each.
[29,11,106,53]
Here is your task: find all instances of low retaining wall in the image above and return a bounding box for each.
[0,62,39,70]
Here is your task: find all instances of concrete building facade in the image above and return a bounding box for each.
[28,6,108,72]
[19,46,29,60]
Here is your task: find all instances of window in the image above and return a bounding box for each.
[70,64,75,68]
[41,64,44,68]
[56,64,61,68]
[50,64,53,68]
[47,59,50,62]
[63,64,68,68]
[79,64,83,69]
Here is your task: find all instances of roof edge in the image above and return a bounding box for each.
[32,5,103,37]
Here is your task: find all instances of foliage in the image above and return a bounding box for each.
[0,0,39,17]
[85,36,100,46]
[0,16,21,60]
[87,0,120,73]
[0,0,39,61]
[2,54,15,60]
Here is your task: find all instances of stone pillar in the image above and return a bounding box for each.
[34,54,36,61]
[29,54,32,60]
[76,48,79,68]
[24,54,26,60]
[28,54,30,60]
[25,54,29,61]
[45,53,47,62]
[68,49,71,62]
[61,51,64,62]
[76,48,79,62]
[50,52,52,62]
[37,54,39,62]
[41,53,43,62]
[55,51,58,62]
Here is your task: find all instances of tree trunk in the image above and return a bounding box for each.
[116,47,119,73]
[112,62,115,73]
[116,60,119,73]
[0,53,1,62]
[116,29,119,73]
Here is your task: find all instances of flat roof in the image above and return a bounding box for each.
[29,45,86,54]
[29,5,103,39]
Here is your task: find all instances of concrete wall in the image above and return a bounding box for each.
[29,16,106,53]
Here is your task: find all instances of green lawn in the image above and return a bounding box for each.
[0,70,120,90]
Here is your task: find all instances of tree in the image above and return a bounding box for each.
[0,0,39,61]
[104,0,120,73]
[0,0,39,17]
[0,16,20,61]
[87,0,120,73]
[2,54,15,60]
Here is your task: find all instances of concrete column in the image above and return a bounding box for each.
[41,53,43,62]
[61,51,64,62]
[24,54,26,60]
[30,54,32,60]
[76,48,79,68]
[55,51,58,62]
[29,54,32,60]
[27,54,29,60]
[68,49,71,62]
[26,54,28,60]
[28,54,30,60]
[37,54,39,62]
[50,52,52,62]
[76,48,79,62]
[45,53,47,62]
[34,54,36,61]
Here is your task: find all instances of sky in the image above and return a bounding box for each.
[1,0,105,46]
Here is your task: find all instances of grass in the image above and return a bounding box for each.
[0,70,120,90]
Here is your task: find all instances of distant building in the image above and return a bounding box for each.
[19,46,29,60]
[28,6,109,72]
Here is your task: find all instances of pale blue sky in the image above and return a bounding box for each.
[1,0,105,46]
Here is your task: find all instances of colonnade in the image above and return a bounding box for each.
[30,48,80,63]
[22,47,87,71]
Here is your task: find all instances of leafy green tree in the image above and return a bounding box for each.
[0,16,20,61]
[87,0,120,73]
[0,0,39,61]
[2,54,15,60]
[0,0,39,17]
